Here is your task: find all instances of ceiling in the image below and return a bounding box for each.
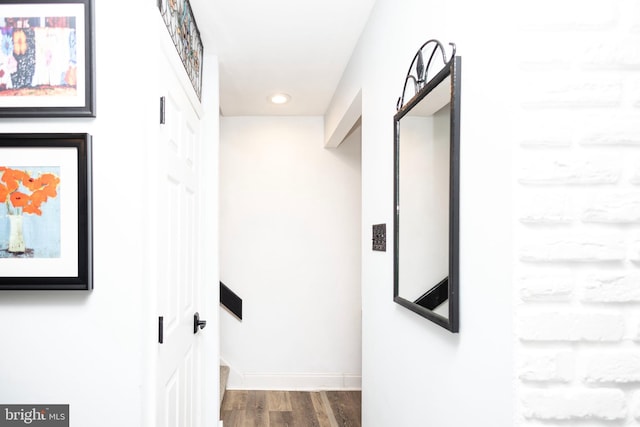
[189,0,376,116]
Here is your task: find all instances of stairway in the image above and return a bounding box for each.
[220,364,230,405]
[219,281,240,425]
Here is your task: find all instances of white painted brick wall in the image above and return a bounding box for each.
[518,270,574,301]
[519,351,575,382]
[517,0,617,30]
[519,232,626,262]
[521,389,626,421]
[518,311,625,342]
[515,0,640,424]
[585,351,640,383]
[582,36,640,70]
[519,192,574,224]
[583,192,640,222]
[581,273,640,302]
[631,237,640,263]
[632,166,640,185]
[521,79,623,109]
[579,114,640,146]
[519,155,621,185]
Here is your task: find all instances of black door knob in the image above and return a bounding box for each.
[193,312,207,334]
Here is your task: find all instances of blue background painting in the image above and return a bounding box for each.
[1,166,61,258]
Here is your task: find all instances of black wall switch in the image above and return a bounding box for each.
[372,224,386,251]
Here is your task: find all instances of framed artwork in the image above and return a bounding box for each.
[0,0,95,117]
[0,133,92,290]
[158,0,203,100]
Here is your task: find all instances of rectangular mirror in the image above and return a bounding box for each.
[393,41,460,332]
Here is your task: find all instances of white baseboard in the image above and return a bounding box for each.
[227,372,362,391]
[220,357,361,391]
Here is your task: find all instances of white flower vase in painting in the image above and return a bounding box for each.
[8,214,25,253]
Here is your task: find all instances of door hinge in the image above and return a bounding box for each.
[160,96,166,124]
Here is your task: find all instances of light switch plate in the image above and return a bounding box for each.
[372,224,386,251]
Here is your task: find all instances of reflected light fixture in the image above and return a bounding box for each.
[269,93,291,105]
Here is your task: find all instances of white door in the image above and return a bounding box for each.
[156,49,205,427]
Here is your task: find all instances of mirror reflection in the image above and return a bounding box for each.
[393,40,460,332]
[398,78,450,317]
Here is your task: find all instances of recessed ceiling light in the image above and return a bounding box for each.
[269,93,291,105]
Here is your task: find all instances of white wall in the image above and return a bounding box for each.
[219,116,362,389]
[329,0,640,425]
[515,0,640,424]
[328,0,515,425]
[0,1,219,426]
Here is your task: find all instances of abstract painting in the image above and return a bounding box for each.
[158,0,204,100]
[0,0,94,117]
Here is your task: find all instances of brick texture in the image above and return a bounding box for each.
[585,352,640,383]
[519,192,573,224]
[521,79,622,109]
[518,311,625,342]
[516,0,640,423]
[521,389,626,420]
[582,36,640,70]
[519,351,574,382]
[581,273,640,302]
[519,157,621,185]
[632,1,640,33]
[519,233,626,263]
[518,271,574,301]
[582,192,640,223]
[579,115,640,146]
[631,166,640,185]
[517,0,617,31]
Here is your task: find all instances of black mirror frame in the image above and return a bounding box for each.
[393,47,461,332]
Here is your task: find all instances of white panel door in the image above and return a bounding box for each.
[156,49,205,427]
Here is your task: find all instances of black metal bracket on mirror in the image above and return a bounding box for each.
[393,39,460,332]
[397,40,456,111]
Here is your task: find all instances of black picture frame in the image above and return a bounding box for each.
[0,0,95,117]
[0,133,92,290]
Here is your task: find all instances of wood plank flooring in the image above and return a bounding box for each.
[220,390,361,427]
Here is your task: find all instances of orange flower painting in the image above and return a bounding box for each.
[1,166,61,256]
[1,167,60,216]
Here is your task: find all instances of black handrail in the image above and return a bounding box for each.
[220,281,242,320]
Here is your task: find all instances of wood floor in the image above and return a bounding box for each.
[220,390,361,427]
